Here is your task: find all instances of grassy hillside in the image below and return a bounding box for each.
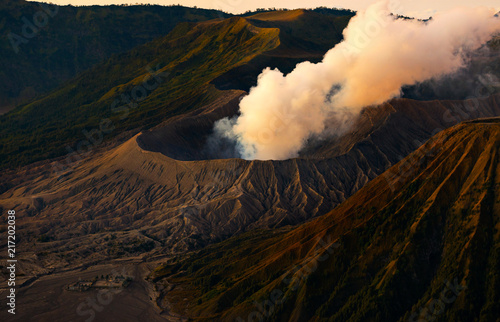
[212,9,353,91]
[0,17,280,168]
[0,0,230,113]
[247,9,350,55]
[0,9,351,169]
[151,119,500,321]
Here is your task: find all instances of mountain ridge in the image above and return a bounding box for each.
[151,119,500,322]
[0,0,232,113]
[0,9,351,169]
[3,93,500,280]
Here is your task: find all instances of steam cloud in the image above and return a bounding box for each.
[214,1,500,160]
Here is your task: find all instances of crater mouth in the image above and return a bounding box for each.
[135,89,377,162]
[136,91,244,161]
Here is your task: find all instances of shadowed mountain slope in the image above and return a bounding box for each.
[2,93,500,277]
[139,93,500,164]
[151,119,500,322]
[0,15,281,168]
[211,9,353,92]
[0,9,351,169]
[402,35,500,101]
[0,0,231,113]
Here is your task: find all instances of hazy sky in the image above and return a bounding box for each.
[33,0,500,18]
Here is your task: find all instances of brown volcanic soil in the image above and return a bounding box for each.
[1,91,500,274]
[153,119,500,322]
[0,258,172,322]
[1,92,500,321]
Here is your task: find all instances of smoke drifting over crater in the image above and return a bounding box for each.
[214,1,500,160]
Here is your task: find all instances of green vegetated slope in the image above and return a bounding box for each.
[0,9,352,169]
[0,0,230,112]
[212,9,353,91]
[0,16,279,168]
[151,119,500,322]
[247,9,349,55]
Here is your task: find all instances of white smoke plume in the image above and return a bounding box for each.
[214,1,500,160]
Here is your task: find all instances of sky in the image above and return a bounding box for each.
[33,0,500,19]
